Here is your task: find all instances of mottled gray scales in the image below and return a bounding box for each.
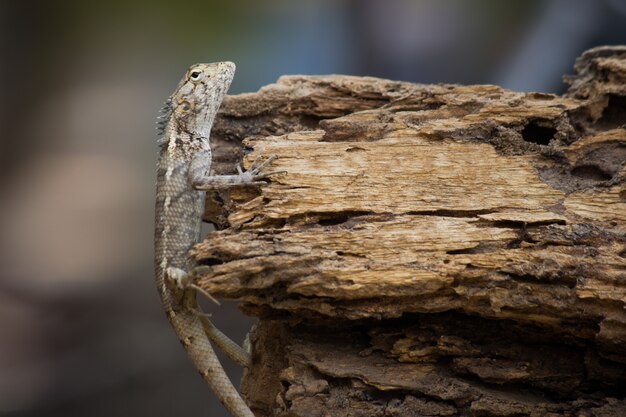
[154,62,282,417]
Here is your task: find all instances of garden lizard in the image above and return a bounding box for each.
[154,62,278,417]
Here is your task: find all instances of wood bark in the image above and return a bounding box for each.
[197,46,626,416]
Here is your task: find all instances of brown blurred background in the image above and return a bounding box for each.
[1,1,625,416]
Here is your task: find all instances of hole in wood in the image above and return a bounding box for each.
[599,94,626,129]
[521,120,557,145]
[198,258,225,266]
[317,211,370,227]
[571,165,613,181]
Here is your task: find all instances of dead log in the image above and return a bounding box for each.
[196,45,626,416]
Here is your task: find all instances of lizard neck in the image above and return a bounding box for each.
[160,119,211,159]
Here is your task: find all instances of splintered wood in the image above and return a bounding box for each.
[195,46,626,416]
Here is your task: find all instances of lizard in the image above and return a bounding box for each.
[154,61,279,417]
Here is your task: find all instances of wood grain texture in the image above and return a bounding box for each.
[195,46,626,416]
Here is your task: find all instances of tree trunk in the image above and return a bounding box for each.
[197,46,626,416]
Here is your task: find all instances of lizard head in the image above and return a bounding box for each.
[164,61,236,141]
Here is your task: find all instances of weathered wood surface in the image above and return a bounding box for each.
[196,46,626,416]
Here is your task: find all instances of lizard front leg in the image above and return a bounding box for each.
[190,151,284,190]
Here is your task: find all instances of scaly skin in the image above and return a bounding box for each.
[154,62,277,417]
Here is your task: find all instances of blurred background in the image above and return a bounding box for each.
[1,0,626,416]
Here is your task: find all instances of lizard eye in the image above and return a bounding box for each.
[190,70,203,81]
[179,101,191,111]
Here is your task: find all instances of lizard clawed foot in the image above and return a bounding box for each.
[188,266,221,306]
[238,154,287,184]
[191,284,221,306]
[165,266,221,306]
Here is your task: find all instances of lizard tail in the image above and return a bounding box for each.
[173,308,255,417]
